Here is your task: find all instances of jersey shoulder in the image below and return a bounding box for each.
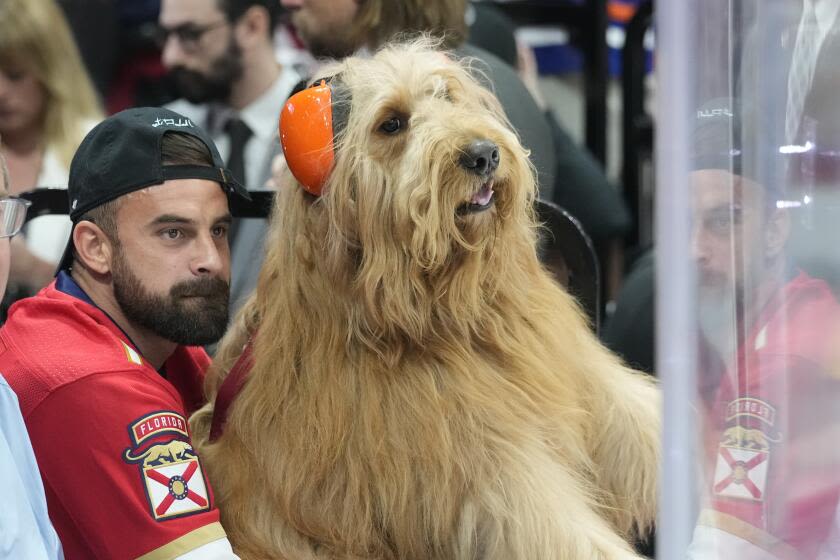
[0,290,152,414]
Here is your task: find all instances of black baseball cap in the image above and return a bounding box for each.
[57,107,250,273]
[691,98,786,200]
[691,99,743,175]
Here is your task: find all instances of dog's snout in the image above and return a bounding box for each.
[459,140,500,176]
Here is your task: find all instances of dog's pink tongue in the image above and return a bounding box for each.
[470,183,494,206]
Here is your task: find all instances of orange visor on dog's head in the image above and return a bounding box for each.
[279,78,348,196]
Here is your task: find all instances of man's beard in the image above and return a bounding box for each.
[112,248,230,346]
[169,37,244,104]
[292,15,357,59]
[698,283,739,364]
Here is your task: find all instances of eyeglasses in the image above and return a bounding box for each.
[155,19,228,52]
[0,197,30,238]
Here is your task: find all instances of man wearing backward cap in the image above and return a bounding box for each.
[0,108,246,559]
[687,100,840,560]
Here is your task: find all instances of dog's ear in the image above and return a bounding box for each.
[279,77,350,196]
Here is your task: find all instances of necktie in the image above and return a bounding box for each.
[224,118,253,244]
[785,2,820,145]
[225,117,253,189]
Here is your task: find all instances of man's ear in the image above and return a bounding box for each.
[235,5,270,49]
[73,221,115,275]
[765,208,791,261]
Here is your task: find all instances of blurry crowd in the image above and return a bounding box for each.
[0,0,631,317]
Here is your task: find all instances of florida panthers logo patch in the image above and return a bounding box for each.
[123,411,211,521]
[713,443,769,501]
[713,398,782,502]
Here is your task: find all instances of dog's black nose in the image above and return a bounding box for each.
[459,140,500,176]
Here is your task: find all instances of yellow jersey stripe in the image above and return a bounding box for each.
[122,342,142,365]
[697,509,799,560]
[135,522,227,560]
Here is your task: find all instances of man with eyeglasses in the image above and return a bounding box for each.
[0,146,63,559]
[0,108,246,559]
[688,100,840,559]
[159,0,301,314]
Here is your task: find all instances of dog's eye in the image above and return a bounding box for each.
[379,117,403,134]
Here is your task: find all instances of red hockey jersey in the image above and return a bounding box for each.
[698,272,840,558]
[0,273,226,560]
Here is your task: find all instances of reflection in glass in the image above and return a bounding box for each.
[687,102,840,560]
[670,1,840,555]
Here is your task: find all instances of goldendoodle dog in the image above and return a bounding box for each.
[190,40,660,560]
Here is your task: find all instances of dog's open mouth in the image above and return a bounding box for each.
[458,180,495,214]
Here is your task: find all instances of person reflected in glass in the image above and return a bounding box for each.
[688,99,840,560]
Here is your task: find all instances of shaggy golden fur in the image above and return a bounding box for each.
[191,40,660,559]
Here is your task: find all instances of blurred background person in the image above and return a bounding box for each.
[0,0,102,308]
[687,99,840,560]
[0,144,63,560]
[159,0,300,313]
[783,0,840,154]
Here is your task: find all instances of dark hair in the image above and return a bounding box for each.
[75,132,214,256]
[217,0,280,36]
[160,130,215,167]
